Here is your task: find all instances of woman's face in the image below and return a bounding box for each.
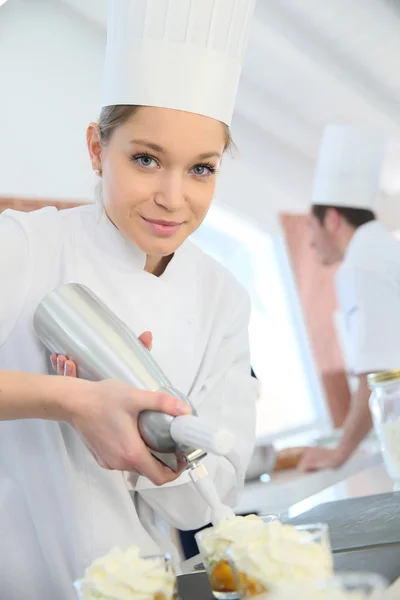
[88,106,226,259]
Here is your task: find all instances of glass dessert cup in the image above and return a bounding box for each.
[74,552,177,600]
[195,515,279,600]
[227,522,333,599]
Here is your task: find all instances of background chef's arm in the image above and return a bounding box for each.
[336,268,400,461]
[135,293,257,530]
[333,374,371,464]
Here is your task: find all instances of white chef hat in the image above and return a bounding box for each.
[312,124,386,211]
[102,0,256,126]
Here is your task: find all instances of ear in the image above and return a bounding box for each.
[325,207,341,232]
[86,122,102,173]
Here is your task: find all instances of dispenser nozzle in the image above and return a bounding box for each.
[170,415,234,456]
[189,463,235,525]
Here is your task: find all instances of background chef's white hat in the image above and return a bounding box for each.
[102,0,256,126]
[312,124,386,211]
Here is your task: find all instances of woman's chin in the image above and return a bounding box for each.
[135,236,181,258]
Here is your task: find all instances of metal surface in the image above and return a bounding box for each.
[368,370,400,386]
[33,283,198,463]
[178,572,214,600]
[287,492,400,552]
[333,545,400,585]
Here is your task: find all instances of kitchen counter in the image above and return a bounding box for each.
[287,462,393,518]
[236,440,382,516]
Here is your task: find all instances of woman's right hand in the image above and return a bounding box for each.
[65,378,190,485]
[50,331,189,485]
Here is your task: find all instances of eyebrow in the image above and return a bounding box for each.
[129,139,221,160]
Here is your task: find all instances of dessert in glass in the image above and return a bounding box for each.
[227,521,333,598]
[73,546,177,600]
[195,514,279,599]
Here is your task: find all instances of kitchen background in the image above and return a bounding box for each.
[2,0,400,445]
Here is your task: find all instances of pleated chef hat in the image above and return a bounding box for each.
[102,0,256,126]
[312,125,386,211]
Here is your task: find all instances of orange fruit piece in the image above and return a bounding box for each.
[211,560,237,592]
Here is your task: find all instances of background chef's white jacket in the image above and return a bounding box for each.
[335,221,400,375]
[0,204,257,600]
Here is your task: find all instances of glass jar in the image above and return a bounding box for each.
[368,370,400,486]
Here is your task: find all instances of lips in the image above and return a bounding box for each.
[144,218,182,226]
[141,216,183,237]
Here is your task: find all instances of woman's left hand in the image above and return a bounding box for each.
[50,331,153,378]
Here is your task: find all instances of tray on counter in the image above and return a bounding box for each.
[286,492,400,552]
[178,572,214,600]
[333,544,400,585]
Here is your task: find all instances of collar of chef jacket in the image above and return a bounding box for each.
[343,221,386,267]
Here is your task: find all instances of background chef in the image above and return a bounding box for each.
[301,124,400,472]
[0,1,257,598]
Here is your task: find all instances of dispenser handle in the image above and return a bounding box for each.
[170,415,234,456]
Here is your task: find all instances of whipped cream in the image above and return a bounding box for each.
[231,521,333,588]
[198,514,272,562]
[75,546,175,600]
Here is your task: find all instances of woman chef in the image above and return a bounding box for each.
[0,1,257,598]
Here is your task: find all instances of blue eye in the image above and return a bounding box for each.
[191,163,218,178]
[132,154,158,169]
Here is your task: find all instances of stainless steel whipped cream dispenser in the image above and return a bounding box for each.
[33,283,234,472]
[34,283,237,523]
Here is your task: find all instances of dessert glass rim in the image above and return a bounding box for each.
[194,514,280,543]
[225,521,330,557]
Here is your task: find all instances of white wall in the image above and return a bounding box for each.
[0,0,296,230]
[218,112,315,224]
[0,0,104,200]
[0,0,327,439]
[2,0,400,228]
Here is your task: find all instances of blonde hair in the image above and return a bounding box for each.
[98,105,234,151]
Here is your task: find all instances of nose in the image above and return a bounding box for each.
[154,171,185,212]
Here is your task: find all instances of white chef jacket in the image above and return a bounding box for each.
[335,221,400,375]
[0,204,257,600]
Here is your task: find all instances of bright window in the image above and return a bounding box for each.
[191,203,330,440]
